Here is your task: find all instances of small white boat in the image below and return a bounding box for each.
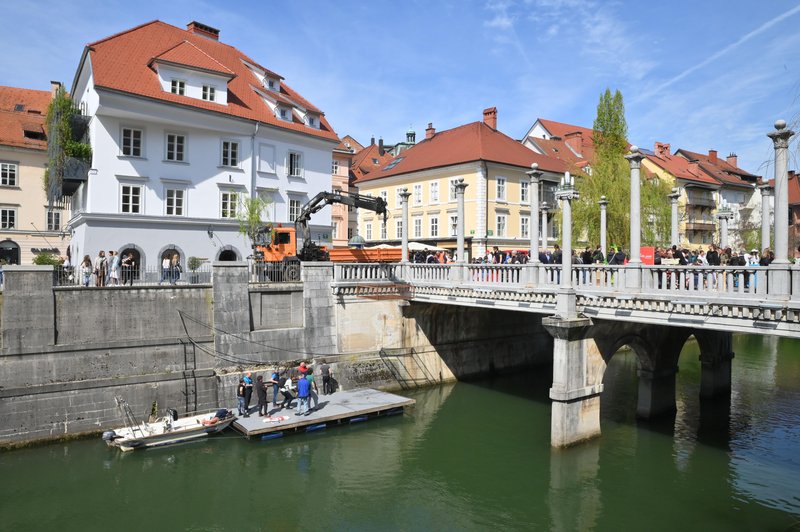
[102,398,236,452]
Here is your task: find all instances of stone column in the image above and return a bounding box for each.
[455,179,468,263]
[400,188,411,263]
[768,120,794,264]
[543,317,604,447]
[541,202,550,253]
[759,184,772,253]
[625,146,645,289]
[669,188,681,247]
[526,164,542,264]
[718,212,730,249]
[555,172,579,316]
[698,331,734,398]
[598,196,608,260]
[637,367,678,419]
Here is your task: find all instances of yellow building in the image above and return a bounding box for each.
[0,84,71,266]
[354,108,567,260]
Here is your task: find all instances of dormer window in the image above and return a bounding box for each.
[202,85,216,102]
[277,107,291,121]
[268,79,275,89]
[170,80,185,96]
[305,114,319,128]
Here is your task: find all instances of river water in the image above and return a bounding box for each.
[2,335,799,531]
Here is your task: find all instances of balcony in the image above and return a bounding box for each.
[684,219,715,232]
[686,191,715,207]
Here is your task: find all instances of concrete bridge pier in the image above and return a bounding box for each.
[543,317,605,447]
[636,367,678,419]
[696,331,734,398]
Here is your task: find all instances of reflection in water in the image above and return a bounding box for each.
[0,336,798,530]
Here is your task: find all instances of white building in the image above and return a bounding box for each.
[65,20,339,274]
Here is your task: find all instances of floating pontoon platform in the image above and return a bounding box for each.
[231,388,415,440]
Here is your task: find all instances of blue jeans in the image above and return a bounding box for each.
[272,384,279,405]
[296,396,309,415]
[160,268,169,283]
[237,396,246,415]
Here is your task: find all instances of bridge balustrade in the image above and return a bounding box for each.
[640,265,770,297]
[465,264,523,287]
[334,263,400,282]
[407,263,452,283]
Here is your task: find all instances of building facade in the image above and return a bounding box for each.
[0,84,70,266]
[64,20,339,274]
[355,108,566,259]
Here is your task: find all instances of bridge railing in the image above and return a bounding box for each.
[334,263,402,282]
[407,263,452,283]
[640,265,771,297]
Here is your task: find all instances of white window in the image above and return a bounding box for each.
[46,210,61,231]
[288,152,303,177]
[121,128,143,157]
[268,79,276,90]
[521,181,529,203]
[449,178,459,201]
[289,198,301,222]
[521,215,529,238]
[430,182,439,203]
[380,221,387,240]
[365,222,373,240]
[121,185,142,213]
[307,116,316,127]
[166,189,185,216]
[430,216,439,237]
[332,221,338,239]
[257,189,277,222]
[165,133,185,162]
[332,159,339,175]
[449,215,458,237]
[396,220,403,239]
[413,218,422,238]
[279,108,289,120]
[380,190,388,205]
[348,227,353,239]
[496,214,507,237]
[1,208,16,229]
[170,79,185,95]
[221,191,239,218]
[202,85,216,102]
[1,162,18,186]
[396,188,404,207]
[221,140,239,167]
[413,184,422,205]
[496,177,506,201]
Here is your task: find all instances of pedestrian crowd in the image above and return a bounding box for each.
[236,360,335,418]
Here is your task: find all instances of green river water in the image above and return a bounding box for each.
[1,334,799,531]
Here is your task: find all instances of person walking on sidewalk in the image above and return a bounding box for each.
[256,375,268,416]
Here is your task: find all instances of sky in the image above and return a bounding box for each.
[3,0,800,177]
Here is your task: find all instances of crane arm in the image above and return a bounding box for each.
[295,191,387,242]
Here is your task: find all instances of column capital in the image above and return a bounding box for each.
[540,201,550,213]
[399,188,411,200]
[668,187,681,202]
[758,183,772,195]
[526,162,543,183]
[624,145,645,168]
[454,178,469,193]
[598,195,609,208]
[767,119,795,149]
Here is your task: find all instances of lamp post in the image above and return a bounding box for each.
[455,179,468,263]
[526,164,542,265]
[668,188,681,248]
[400,188,411,263]
[555,171,579,316]
[598,195,608,260]
[716,199,733,249]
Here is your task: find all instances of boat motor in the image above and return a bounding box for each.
[101,430,117,441]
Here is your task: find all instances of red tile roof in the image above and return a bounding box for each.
[645,150,719,187]
[528,136,592,171]
[0,86,51,150]
[351,144,393,182]
[676,149,760,188]
[537,119,595,142]
[84,20,337,142]
[768,172,800,206]
[150,40,235,77]
[359,121,567,183]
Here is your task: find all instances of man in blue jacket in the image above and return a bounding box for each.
[296,373,311,416]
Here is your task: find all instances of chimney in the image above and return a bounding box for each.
[654,142,670,158]
[565,131,582,156]
[50,80,62,98]
[425,122,435,139]
[727,153,738,167]
[370,136,375,146]
[379,137,385,156]
[708,149,717,164]
[483,107,497,130]
[187,21,220,41]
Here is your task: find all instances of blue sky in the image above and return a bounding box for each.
[3,0,800,176]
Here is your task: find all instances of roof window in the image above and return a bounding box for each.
[14,104,24,112]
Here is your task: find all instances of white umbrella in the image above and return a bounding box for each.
[408,242,446,252]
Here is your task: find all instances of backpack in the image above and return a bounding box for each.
[278,376,288,388]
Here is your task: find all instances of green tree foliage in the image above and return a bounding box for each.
[572,89,672,251]
[32,253,62,266]
[237,196,272,244]
[43,87,91,193]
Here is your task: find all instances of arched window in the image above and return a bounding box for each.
[0,239,20,265]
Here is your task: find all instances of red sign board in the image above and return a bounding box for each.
[640,246,655,265]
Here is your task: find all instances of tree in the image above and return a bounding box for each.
[43,86,91,200]
[236,196,272,244]
[571,89,672,252]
